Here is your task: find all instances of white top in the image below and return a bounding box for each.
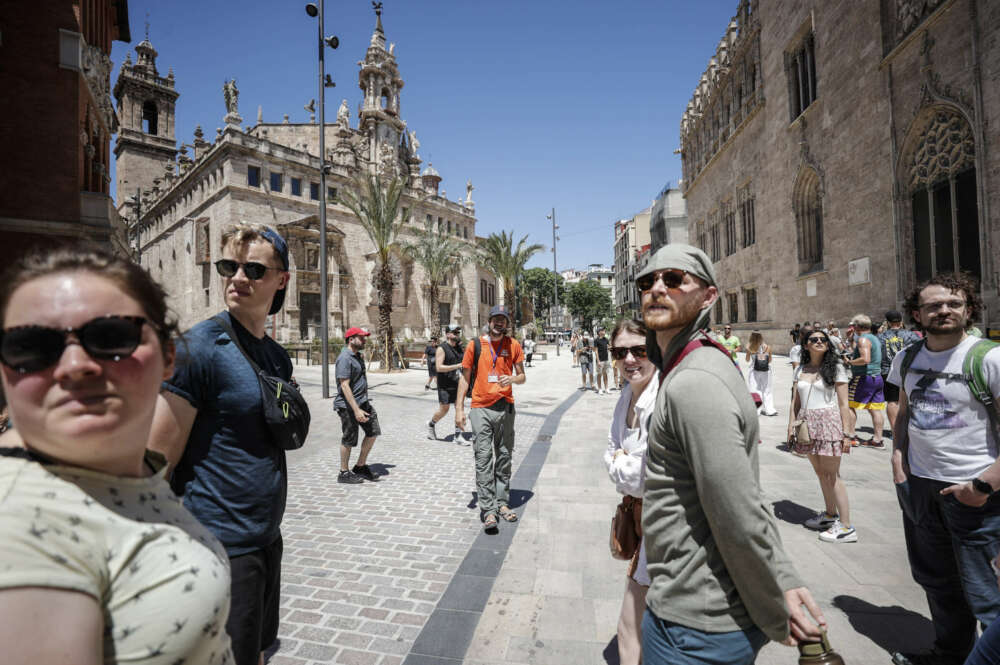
[792,364,850,410]
[888,335,1000,483]
[789,345,802,365]
[604,376,659,497]
[0,453,233,664]
[523,339,536,354]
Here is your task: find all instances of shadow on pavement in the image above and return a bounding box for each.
[602,635,621,665]
[833,595,934,654]
[772,499,819,526]
[465,489,535,512]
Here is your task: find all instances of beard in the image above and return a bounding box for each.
[922,314,968,335]
[642,295,703,332]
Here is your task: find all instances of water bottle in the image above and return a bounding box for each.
[798,630,846,664]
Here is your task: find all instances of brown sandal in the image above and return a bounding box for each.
[498,506,518,522]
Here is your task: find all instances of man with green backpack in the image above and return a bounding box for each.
[888,272,1000,665]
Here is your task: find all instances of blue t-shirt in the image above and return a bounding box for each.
[164,311,292,556]
[334,347,369,410]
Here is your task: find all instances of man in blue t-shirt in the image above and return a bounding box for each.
[150,223,292,665]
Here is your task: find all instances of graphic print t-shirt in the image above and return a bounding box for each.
[887,335,1000,483]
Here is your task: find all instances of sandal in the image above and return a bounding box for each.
[498,506,518,522]
[483,514,498,530]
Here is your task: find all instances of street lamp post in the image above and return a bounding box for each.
[305,1,339,398]
[547,208,559,355]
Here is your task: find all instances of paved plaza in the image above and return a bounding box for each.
[269,344,934,665]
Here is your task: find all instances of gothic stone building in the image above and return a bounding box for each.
[114,12,486,342]
[680,0,998,351]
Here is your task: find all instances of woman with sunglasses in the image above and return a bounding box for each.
[0,247,233,664]
[787,330,858,543]
[603,318,658,665]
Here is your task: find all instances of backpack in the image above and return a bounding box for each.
[465,337,483,400]
[753,346,770,372]
[898,338,1000,444]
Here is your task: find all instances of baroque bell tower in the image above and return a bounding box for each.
[358,2,406,175]
[113,33,178,216]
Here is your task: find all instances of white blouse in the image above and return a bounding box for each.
[603,377,659,498]
[792,364,850,410]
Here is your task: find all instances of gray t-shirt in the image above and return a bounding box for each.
[334,348,369,409]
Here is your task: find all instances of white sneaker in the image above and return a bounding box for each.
[804,512,838,530]
[819,520,858,543]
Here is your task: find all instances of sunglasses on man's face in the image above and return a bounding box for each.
[636,269,686,292]
[214,259,280,280]
[0,315,150,374]
[611,345,647,361]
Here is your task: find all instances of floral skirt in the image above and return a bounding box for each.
[794,405,849,457]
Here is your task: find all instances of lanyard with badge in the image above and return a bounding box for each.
[484,335,505,383]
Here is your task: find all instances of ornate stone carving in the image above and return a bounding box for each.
[909,108,975,189]
[337,99,350,127]
[896,0,945,41]
[82,43,114,130]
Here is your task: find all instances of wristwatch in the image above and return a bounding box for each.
[972,477,996,495]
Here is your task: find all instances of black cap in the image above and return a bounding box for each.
[259,227,290,315]
[885,310,903,322]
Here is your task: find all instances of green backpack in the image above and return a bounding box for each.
[898,338,1000,444]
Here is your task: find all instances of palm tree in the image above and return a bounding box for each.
[339,173,406,368]
[479,230,544,314]
[400,220,471,335]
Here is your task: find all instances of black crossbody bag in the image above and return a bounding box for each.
[212,316,311,450]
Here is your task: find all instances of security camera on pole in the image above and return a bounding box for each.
[304,1,339,398]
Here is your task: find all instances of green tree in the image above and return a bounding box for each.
[339,174,406,368]
[565,279,613,331]
[521,267,565,324]
[478,230,544,312]
[400,219,471,334]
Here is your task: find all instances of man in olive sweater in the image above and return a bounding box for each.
[637,244,826,663]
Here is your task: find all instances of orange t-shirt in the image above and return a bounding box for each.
[462,335,524,408]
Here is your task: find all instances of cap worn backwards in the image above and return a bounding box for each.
[259,227,290,315]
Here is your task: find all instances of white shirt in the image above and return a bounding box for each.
[523,339,536,354]
[887,335,1000,483]
[792,364,850,410]
[789,345,802,365]
[604,376,659,497]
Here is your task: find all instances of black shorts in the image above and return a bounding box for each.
[437,386,457,404]
[337,402,381,447]
[227,536,283,665]
[525,353,533,363]
[427,365,437,378]
[883,374,900,402]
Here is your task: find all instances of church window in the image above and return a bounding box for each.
[786,32,817,121]
[744,287,757,322]
[142,100,158,135]
[713,298,724,325]
[708,210,721,262]
[723,200,737,257]
[793,167,823,274]
[247,166,261,188]
[463,227,468,239]
[310,182,319,200]
[739,184,756,247]
[480,279,487,303]
[328,186,338,201]
[727,292,739,323]
[908,109,980,281]
[269,172,283,192]
[291,177,302,196]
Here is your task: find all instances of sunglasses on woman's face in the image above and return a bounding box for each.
[807,336,828,344]
[611,345,647,361]
[214,259,280,280]
[635,269,686,292]
[0,315,150,374]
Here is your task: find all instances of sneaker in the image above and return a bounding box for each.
[427,420,436,440]
[819,521,858,543]
[337,469,364,484]
[352,464,377,481]
[804,512,838,530]
[891,650,966,665]
[454,428,463,442]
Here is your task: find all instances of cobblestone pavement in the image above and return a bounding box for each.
[266,350,560,665]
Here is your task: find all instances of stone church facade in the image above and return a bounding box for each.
[114,10,486,342]
[680,0,998,351]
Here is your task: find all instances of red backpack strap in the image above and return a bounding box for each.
[659,332,731,386]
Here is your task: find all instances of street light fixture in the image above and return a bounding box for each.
[305,0,339,398]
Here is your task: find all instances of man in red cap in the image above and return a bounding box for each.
[456,305,526,531]
[335,327,380,483]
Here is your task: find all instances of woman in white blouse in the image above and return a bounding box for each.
[787,329,858,544]
[603,318,658,665]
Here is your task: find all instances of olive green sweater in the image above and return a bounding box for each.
[642,345,802,643]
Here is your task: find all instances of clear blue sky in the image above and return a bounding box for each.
[112,0,736,271]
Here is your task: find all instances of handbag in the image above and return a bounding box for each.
[790,374,816,446]
[212,316,311,450]
[610,495,643,560]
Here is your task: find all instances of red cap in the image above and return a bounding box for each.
[345,327,370,341]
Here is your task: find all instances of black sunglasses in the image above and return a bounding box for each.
[611,345,647,360]
[636,269,686,292]
[0,315,150,374]
[214,259,282,280]
[806,335,828,344]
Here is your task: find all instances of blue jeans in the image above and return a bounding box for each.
[965,617,1000,665]
[642,610,768,664]
[896,475,1000,660]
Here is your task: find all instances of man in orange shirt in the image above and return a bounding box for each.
[456,305,526,531]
